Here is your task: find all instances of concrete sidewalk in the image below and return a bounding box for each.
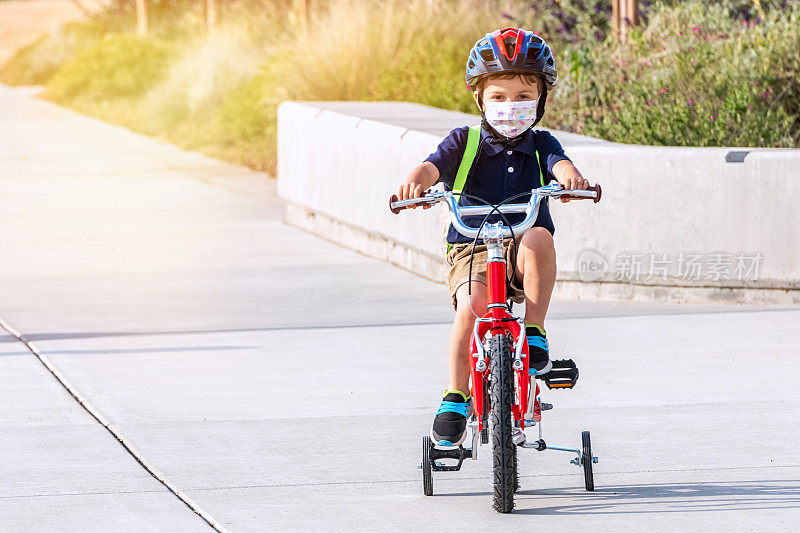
[1,84,799,531]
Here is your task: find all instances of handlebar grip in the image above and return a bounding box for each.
[591,184,602,203]
[389,194,406,214]
[561,184,602,203]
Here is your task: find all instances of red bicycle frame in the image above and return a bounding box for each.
[468,225,534,433]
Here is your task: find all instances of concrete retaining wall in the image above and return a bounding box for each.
[277,100,800,305]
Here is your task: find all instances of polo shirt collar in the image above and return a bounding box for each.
[480,125,537,157]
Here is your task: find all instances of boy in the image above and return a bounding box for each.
[395,28,589,446]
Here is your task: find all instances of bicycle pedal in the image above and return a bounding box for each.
[538,359,579,389]
[429,444,472,471]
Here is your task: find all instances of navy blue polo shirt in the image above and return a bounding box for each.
[425,125,571,244]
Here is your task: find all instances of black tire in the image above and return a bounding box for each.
[581,430,594,491]
[422,436,433,496]
[513,445,520,492]
[489,334,515,513]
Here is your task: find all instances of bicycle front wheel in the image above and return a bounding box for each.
[489,334,515,513]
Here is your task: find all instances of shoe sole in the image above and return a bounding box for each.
[430,427,468,447]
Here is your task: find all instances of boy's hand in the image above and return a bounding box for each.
[558,175,590,202]
[397,162,439,209]
[396,182,432,209]
[552,160,589,203]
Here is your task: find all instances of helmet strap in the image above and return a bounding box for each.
[532,87,548,127]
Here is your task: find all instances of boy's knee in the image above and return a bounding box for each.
[455,282,488,317]
[519,227,554,255]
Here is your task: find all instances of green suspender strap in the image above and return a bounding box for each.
[451,125,481,202]
[445,124,480,254]
[535,149,544,187]
[444,125,544,253]
[451,124,545,199]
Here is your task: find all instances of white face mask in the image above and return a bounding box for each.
[483,100,538,138]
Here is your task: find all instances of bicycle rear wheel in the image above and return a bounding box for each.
[489,334,515,513]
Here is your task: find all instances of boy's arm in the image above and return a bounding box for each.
[396,161,440,208]
[552,159,589,203]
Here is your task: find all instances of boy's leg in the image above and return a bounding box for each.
[515,227,556,326]
[514,227,557,372]
[431,281,486,445]
[449,281,488,393]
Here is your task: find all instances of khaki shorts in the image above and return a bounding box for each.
[446,237,525,310]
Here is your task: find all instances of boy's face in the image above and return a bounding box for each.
[474,75,542,112]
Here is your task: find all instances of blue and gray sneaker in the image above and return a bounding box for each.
[430,390,472,446]
[527,324,552,375]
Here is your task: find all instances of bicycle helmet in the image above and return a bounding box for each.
[466,28,557,126]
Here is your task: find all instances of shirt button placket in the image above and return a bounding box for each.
[504,150,516,196]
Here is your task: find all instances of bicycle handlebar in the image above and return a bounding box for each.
[389,183,601,240]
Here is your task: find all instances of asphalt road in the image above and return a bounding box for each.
[1,84,799,532]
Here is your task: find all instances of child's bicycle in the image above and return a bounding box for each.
[389,182,602,512]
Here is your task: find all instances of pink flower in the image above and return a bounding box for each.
[687,98,694,105]
[692,26,701,32]
[658,88,668,95]
[710,115,717,121]
[744,20,749,27]
[647,98,653,105]
[748,104,753,110]
[616,60,623,67]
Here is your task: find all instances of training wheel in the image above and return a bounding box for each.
[581,430,594,491]
[422,436,433,496]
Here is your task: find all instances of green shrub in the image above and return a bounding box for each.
[206,73,276,171]
[547,1,800,147]
[45,33,173,102]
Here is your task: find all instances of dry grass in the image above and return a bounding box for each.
[269,0,509,103]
